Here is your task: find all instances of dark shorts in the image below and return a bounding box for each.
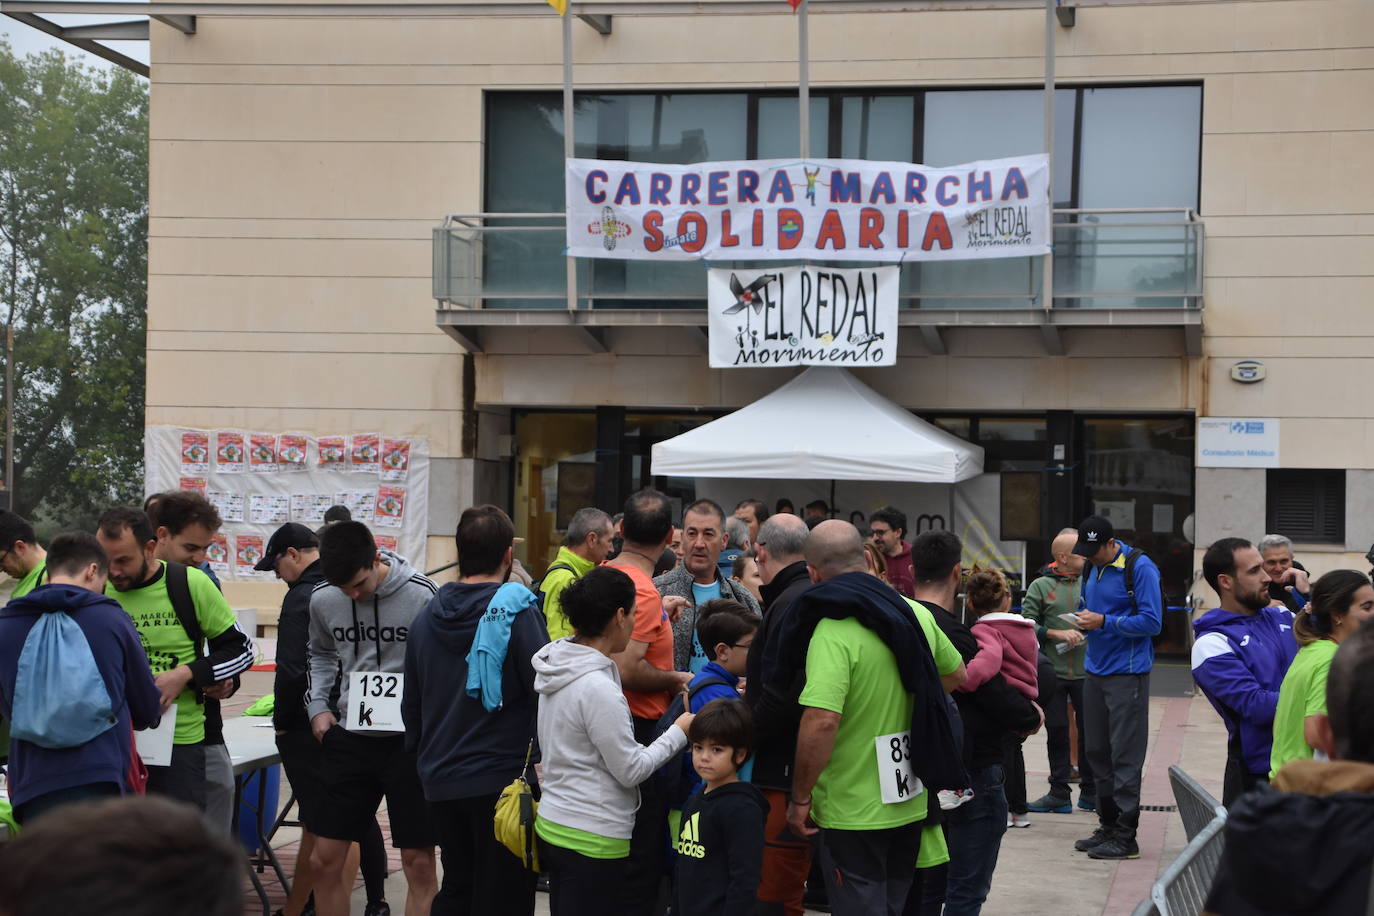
[276,729,327,832]
[312,726,433,849]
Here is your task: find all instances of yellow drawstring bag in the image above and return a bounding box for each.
[493,740,539,872]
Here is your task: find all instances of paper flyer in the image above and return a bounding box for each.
[374,485,406,529]
[178,477,207,496]
[235,534,265,574]
[215,431,246,473]
[180,432,210,475]
[317,436,347,470]
[333,489,376,521]
[206,533,230,578]
[136,705,177,767]
[249,434,279,473]
[207,490,245,523]
[375,534,399,553]
[381,438,411,481]
[278,434,309,472]
[291,493,333,523]
[250,494,291,525]
[350,434,381,474]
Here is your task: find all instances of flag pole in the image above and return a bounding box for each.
[798,0,810,159]
[1042,0,1055,313]
[564,5,578,311]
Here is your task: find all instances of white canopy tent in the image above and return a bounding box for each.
[650,367,984,483]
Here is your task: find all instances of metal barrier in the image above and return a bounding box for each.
[1169,764,1227,842]
[1152,813,1227,916]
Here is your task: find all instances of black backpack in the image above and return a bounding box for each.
[164,562,207,704]
[649,676,730,808]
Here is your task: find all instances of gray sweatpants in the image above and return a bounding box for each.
[203,742,236,834]
[1083,672,1150,833]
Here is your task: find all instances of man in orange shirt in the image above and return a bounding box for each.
[608,487,690,915]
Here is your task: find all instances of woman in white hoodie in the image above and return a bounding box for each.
[532,565,694,916]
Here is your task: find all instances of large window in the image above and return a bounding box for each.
[483,85,1202,309]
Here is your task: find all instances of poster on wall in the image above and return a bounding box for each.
[278,434,309,472]
[180,433,210,474]
[566,154,1050,262]
[145,427,433,581]
[351,435,381,474]
[707,265,898,368]
[249,434,279,473]
[376,534,399,553]
[381,439,411,481]
[250,494,290,525]
[208,490,245,523]
[206,534,230,579]
[292,493,333,524]
[179,477,207,496]
[235,534,265,575]
[215,432,246,473]
[318,436,347,470]
[335,488,376,521]
[375,485,406,529]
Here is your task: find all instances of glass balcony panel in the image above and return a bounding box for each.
[434,211,1201,311]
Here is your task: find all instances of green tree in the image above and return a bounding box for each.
[0,43,148,529]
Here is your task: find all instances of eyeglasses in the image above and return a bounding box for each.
[731,641,754,650]
[0,546,11,566]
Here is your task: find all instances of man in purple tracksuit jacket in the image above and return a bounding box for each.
[1193,537,1299,806]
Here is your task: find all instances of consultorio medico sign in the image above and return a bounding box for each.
[564,154,1049,366]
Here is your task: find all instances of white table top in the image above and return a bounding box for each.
[220,715,281,776]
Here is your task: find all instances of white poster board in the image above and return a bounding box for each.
[1197,418,1280,468]
[144,427,430,580]
[707,266,899,368]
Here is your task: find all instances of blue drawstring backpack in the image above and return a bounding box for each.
[11,610,116,749]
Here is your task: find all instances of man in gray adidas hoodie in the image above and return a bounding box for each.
[305,521,438,916]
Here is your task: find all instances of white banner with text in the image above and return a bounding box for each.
[566,154,1049,262]
[707,265,899,367]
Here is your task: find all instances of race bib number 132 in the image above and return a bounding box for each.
[874,731,923,805]
[345,671,404,731]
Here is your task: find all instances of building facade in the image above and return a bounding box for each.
[135,0,1374,619]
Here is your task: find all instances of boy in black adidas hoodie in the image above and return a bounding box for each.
[675,699,768,916]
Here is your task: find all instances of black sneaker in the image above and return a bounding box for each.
[1087,834,1140,860]
[1074,826,1113,851]
[1027,792,1072,813]
[363,902,391,916]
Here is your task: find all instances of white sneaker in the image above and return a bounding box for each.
[1008,813,1032,828]
[938,789,974,811]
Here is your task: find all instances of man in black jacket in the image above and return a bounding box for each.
[744,511,813,916]
[401,505,549,916]
[910,531,1041,916]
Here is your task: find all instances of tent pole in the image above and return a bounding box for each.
[798,0,809,159]
[829,477,835,516]
[564,7,577,311]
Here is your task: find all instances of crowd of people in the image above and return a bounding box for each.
[0,487,1370,916]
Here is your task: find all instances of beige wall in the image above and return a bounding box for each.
[146,0,1374,509]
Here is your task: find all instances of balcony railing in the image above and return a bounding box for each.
[433,209,1204,312]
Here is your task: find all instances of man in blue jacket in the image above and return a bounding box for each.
[1192,537,1298,806]
[401,504,549,916]
[0,531,163,824]
[1069,515,1162,860]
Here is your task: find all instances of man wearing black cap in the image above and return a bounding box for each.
[1067,515,1163,861]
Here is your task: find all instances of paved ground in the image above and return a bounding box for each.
[231,659,1228,916]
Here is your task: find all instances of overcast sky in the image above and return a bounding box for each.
[2,3,150,73]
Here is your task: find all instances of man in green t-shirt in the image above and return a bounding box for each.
[0,508,48,761]
[541,507,614,640]
[0,509,48,603]
[96,507,255,813]
[786,521,948,915]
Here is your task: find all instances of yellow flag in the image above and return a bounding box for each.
[548,0,567,14]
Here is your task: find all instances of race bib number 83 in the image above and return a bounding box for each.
[345,671,404,731]
[874,730,923,805]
